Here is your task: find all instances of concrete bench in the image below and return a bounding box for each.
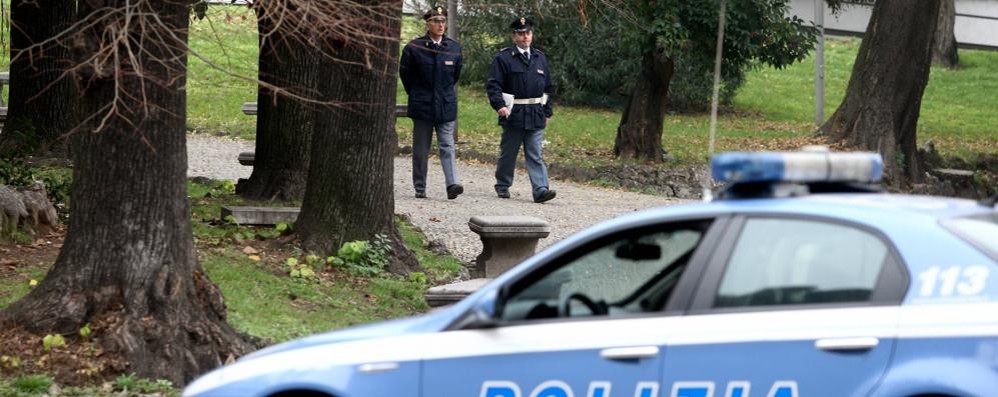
[236,103,409,166]
[241,102,407,117]
[241,102,257,115]
[0,71,9,125]
[221,205,299,226]
[424,216,550,307]
[469,215,551,278]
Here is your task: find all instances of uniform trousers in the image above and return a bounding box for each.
[495,126,550,201]
[412,119,458,193]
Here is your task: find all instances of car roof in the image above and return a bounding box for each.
[512,192,994,282]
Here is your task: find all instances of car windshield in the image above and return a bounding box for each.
[942,213,998,261]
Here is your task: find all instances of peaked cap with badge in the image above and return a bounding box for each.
[423,6,447,21]
[510,16,534,32]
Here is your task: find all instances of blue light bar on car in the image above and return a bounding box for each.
[711,151,884,184]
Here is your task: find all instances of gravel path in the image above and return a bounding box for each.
[187,134,685,263]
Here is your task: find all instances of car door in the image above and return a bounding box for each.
[422,218,725,397]
[660,215,907,397]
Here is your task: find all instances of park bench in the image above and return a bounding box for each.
[425,215,551,307]
[220,205,299,225]
[237,103,409,166]
[0,72,9,126]
[240,102,406,117]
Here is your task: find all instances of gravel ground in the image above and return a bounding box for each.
[187,134,686,263]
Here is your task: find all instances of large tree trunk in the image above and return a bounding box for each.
[236,3,316,201]
[0,0,252,385]
[932,0,959,69]
[614,48,674,162]
[0,0,78,157]
[819,0,940,184]
[297,0,419,274]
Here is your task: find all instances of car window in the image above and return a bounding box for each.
[941,213,998,261]
[500,221,711,322]
[714,218,888,308]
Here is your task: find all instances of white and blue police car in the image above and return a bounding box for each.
[184,150,998,397]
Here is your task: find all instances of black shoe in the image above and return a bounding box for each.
[534,189,557,203]
[446,184,464,200]
[415,191,426,198]
[495,188,510,199]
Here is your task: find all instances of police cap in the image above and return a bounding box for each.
[423,6,447,21]
[510,16,534,32]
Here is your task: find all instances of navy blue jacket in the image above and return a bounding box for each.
[399,35,462,123]
[486,47,554,131]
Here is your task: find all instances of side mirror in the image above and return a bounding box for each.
[465,289,500,329]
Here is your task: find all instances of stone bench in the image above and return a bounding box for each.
[425,216,550,307]
[221,205,299,226]
[0,72,9,126]
[469,215,550,278]
[236,103,409,167]
[241,102,407,117]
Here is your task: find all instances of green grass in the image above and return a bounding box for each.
[188,6,260,138]
[736,37,998,161]
[184,180,460,343]
[189,9,995,166]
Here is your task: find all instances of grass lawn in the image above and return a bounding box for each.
[190,6,996,168]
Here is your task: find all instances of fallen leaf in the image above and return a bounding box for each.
[242,246,259,255]
[248,255,261,262]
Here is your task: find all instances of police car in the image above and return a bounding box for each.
[184,150,998,397]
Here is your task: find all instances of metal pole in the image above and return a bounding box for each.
[815,0,825,126]
[704,0,727,201]
[708,0,727,161]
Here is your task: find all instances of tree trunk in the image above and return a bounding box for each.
[0,0,252,385]
[932,0,959,69]
[236,3,316,201]
[296,0,419,274]
[614,48,674,162]
[0,0,78,157]
[818,0,940,184]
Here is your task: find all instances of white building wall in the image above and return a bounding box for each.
[789,0,998,49]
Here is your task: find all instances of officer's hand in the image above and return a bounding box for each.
[497,107,510,118]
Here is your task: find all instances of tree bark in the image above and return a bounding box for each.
[236,3,316,201]
[296,0,419,274]
[819,0,940,184]
[0,0,252,385]
[0,0,78,157]
[932,0,959,69]
[614,48,674,162]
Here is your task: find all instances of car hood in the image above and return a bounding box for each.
[242,313,448,360]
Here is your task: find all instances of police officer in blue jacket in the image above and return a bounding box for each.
[486,17,557,203]
[400,6,463,199]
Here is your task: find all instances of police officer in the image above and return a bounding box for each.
[486,16,557,203]
[399,6,463,199]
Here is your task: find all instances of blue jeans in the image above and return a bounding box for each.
[495,126,550,200]
[412,119,458,193]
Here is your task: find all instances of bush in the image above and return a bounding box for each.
[457,0,744,111]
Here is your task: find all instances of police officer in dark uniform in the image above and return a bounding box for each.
[399,6,463,199]
[486,16,557,203]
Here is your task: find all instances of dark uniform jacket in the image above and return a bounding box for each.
[486,47,554,131]
[399,35,462,123]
